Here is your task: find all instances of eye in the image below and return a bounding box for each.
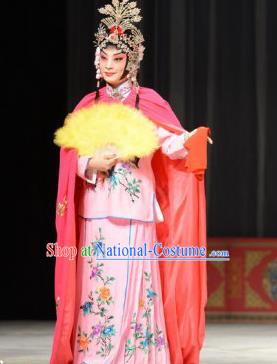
[114,57,124,62]
[100,55,107,60]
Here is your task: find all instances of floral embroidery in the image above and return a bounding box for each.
[77,328,91,352]
[139,298,145,308]
[124,271,166,361]
[99,286,111,301]
[78,228,116,357]
[107,162,142,203]
[80,301,93,316]
[56,196,67,216]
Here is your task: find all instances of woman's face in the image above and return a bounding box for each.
[99,46,128,87]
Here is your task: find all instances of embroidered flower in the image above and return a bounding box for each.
[80,301,93,316]
[99,286,111,301]
[108,173,119,189]
[102,325,116,337]
[91,323,104,338]
[139,298,145,308]
[77,327,92,353]
[90,266,99,279]
[146,288,157,299]
[79,336,90,350]
[56,196,67,217]
[155,335,165,349]
[121,161,132,170]
[135,323,143,334]
[139,328,153,349]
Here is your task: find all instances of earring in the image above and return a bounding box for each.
[96,69,102,88]
[94,47,102,88]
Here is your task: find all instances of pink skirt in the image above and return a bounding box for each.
[72,216,171,364]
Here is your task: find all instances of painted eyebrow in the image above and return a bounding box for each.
[101,50,125,56]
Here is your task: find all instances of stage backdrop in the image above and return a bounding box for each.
[206,238,277,322]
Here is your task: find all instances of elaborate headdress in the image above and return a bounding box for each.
[94,0,145,88]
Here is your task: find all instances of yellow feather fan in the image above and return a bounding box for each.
[54,102,160,160]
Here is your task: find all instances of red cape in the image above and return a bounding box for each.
[50,86,209,364]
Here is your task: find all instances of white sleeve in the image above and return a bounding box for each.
[77,156,97,184]
[156,126,190,159]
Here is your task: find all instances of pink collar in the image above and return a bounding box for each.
[105,79,133,101]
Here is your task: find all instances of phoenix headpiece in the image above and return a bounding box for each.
[94,0,145,87]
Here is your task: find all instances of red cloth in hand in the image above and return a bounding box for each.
[184,126,211,179]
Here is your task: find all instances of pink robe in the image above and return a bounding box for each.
[50,85,209,364]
